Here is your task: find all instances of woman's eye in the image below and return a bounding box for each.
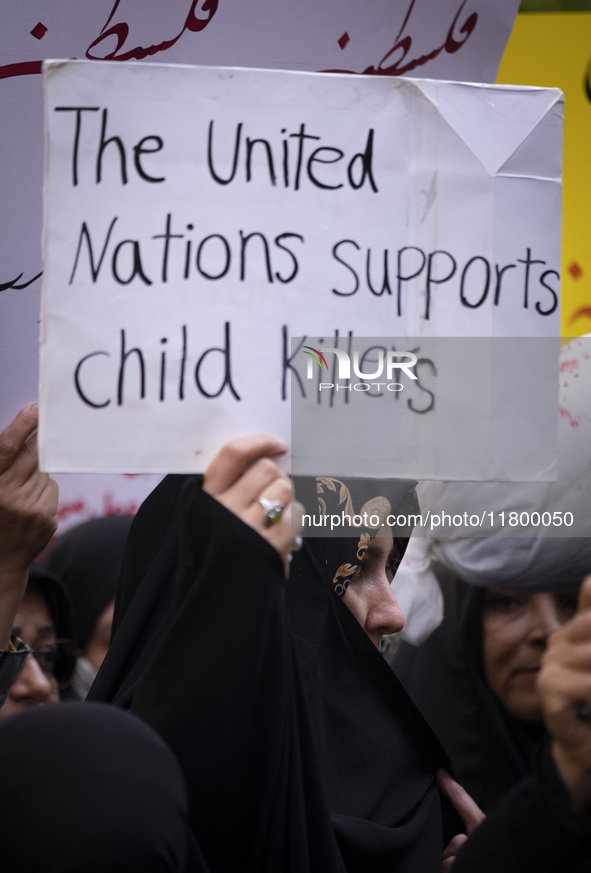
[555,591,579,621]
[485,593,523,613]
[32,651,56,678]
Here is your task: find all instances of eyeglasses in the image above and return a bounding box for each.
[27,639,80,689]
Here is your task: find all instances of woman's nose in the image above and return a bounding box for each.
[365,580,405,643]
[529,595,562,644]
[9,655,55,705]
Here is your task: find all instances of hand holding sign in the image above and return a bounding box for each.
[203,434,304,573]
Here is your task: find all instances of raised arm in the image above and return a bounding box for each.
[0,404,58,648]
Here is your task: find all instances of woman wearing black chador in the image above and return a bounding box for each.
[88,436,591,873]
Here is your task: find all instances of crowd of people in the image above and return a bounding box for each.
[1,383,591,871]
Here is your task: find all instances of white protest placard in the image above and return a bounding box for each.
[2,0,522,432]
[41,60,562,477]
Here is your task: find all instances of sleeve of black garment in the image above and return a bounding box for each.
[130,480,346,873]
[112,473,190,633]
[453,740,591,873]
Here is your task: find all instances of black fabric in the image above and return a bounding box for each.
[0,702,204,872]
[388,567,545,813]
[288,544,452,872]
[100,476,346,873]
[40,515,134,649]
[89,475,189,708]
[452,741,591,873]
[28,563,76,641]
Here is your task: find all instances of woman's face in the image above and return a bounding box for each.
[0,588,60,722]
[482,588,578,725]
[342,532,405,648]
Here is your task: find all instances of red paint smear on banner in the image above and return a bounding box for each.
[102,492,140,516]
[559,358,580,375]
[568,261,583,280]
[558,406,580,428]
[58,500,87,521]
[0,61,42,80]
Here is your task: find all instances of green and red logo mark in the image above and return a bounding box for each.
[303,346,329,371]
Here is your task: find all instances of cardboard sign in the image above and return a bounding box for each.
[41,60,562,477]
[2,0,523,433]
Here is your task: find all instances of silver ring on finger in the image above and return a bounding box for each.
[258,497,285,527]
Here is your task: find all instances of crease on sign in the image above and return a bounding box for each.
[411,79,563,178]
[42,59,67,81]
[496,92,563,182]
[496,174,561,183]
[420,171,437,224]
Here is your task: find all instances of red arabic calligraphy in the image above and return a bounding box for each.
[86,0,219,62]
[325,0,477,77]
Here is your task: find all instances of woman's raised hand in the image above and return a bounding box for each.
[203,435,303,573]
[538,575,591,813]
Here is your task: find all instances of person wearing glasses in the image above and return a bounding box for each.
[0,565,79,722]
